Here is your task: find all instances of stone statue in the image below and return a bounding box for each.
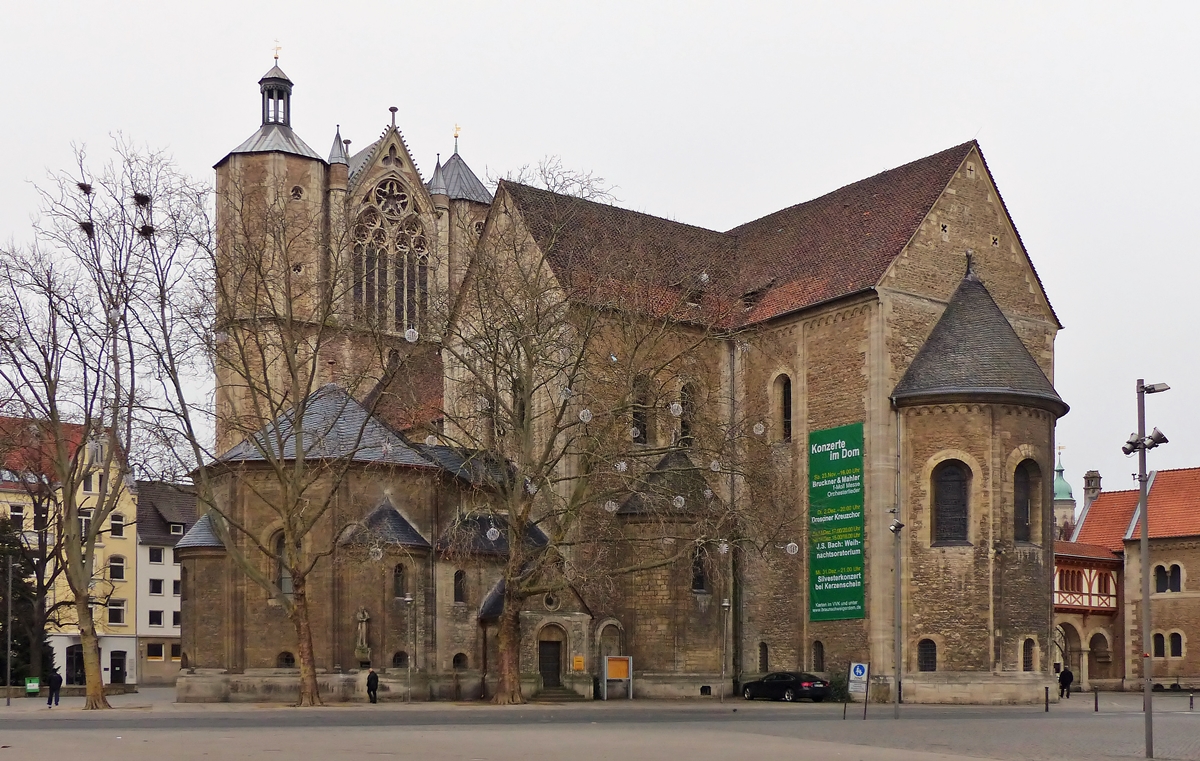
[354,607,371,662]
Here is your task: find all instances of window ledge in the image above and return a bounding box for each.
[931,540,973,548]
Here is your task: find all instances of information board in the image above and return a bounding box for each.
[808,422,865,621]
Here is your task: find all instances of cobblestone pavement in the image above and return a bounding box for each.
[0,690,1197,760]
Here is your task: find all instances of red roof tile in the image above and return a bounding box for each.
[1130,467,1200,541]
[0,415,87,487]
[1074,488,1139,552]
[1055,541,1120,562]
[726,141,975,322]
[504,142,984,326]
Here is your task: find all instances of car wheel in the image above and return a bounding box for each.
[782,688,795,702]
[743,687,754,700]
[811,695,825,703]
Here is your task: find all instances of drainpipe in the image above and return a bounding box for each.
[727,338,743,690]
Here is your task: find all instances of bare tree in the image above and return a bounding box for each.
[0,147,147,708]
[432,162,795,704]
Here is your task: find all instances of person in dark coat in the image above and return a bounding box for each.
[366,668,379,704]
[1058,666,1074,698]
[46,668,63,707]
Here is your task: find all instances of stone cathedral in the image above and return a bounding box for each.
[177,61,1069,704]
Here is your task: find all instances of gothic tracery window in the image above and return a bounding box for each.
[352,178,429,332]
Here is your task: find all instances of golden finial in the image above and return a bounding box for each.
[454,124,461,153]
[272,40,282,61]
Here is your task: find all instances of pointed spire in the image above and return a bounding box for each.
[328,125,348,165]
[1053,447,1074,500]
[427,153,448,196]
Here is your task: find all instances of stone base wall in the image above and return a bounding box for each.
[901,672,1056,704]
[632,672,731,699]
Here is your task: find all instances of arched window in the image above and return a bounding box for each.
[1023,639,1035,671]
[773,375,792,443]
[811,640,825,672]
[1153,633,1165,658]
[758,642,769,673]
[452,653,468,670]
[691,544,705,592]
[1014,461,1036,542]
[392,651,409,668]
[352,178,428,333]
[274,534,293,597]
[108,555,125,581]
[277,651,296,668]
[453,570,466,603]
[632,375,652,445]
[1098,573,1111,595]
[1155,565,1169,593]
[393,564,406,598]
[1169,632,1183,658]
[1169,564,1182,592]
[933,461,969,543]
[918,639,937,672]
[678,383,697,448]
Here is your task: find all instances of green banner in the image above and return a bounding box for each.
[808,422,865,621]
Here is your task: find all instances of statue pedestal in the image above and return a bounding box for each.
[355,647,372,665]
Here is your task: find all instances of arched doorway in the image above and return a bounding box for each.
[538,624,566,689]
[1055,623,1082,675]
[1088,633,1112,680]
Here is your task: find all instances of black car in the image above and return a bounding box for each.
[741,672,829,702]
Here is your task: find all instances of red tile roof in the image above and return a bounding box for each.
[0,415,87,490]
[727,142,975,322]
[504,142,995,327]
[1073,467,1200,551]
[1130,467,1200,541]
[1055,541,1120,563]
[1073,488,1139,552]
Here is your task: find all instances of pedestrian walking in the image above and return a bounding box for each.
[1059,666,1074,698]
[366,668,379,704]
[46,667,63,708]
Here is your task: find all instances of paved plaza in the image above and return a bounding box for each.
[1,689,1198,761]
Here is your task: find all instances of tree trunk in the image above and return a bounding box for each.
[493,594,524,705]
[74,598,110,709]
[27,599,43,680]
[290,574,323,707]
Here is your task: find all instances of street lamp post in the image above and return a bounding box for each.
[403,593,413,703]
[1121,379,1170,759]
[6,552,12,707]
[720,598,731,703]
[889,509,904,719]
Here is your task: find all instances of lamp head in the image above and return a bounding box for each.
[1146,427,1169,449]
[889,519,905,534]
[1122,433,1140,455]
[1144,383,1171,394]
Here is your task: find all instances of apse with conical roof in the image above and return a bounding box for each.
[892,262,1067,417]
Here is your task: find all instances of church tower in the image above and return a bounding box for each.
[212,61,330,453]
[1052,453,1076,540]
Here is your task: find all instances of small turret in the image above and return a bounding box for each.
[1083,470,1102,509]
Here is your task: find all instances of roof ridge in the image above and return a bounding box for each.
[726,141,976,234]
[501,180,733,240]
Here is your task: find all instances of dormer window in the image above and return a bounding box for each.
[170,523,184,535]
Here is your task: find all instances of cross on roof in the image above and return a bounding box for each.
[272,39,282,61]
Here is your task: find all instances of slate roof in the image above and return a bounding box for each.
[436,513,549,556]
[175,512,224,550]
[259,64,291,84]
[890,271,1066,415]
[340,498,430,548]
[1124,467,1200,542]
[618,450,716,516]
[436,152,492,204]
[412,445,510,486]
[427,156,448,196]
[1055,540,1120,563]
[222,123,322,163]
[135,481,197,546]
[479,577,505,620]
[216,384,435,469]
[348,140,379,182]
[1073,488,1140,552]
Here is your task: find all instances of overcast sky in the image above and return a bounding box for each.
[1,2,1195,504]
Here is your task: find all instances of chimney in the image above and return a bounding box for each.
[1083,470,1102,509]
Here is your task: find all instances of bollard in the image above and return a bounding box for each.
[1045,686,1050,712]
[1094,687,1099,712]
[1190,692,1194,712]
